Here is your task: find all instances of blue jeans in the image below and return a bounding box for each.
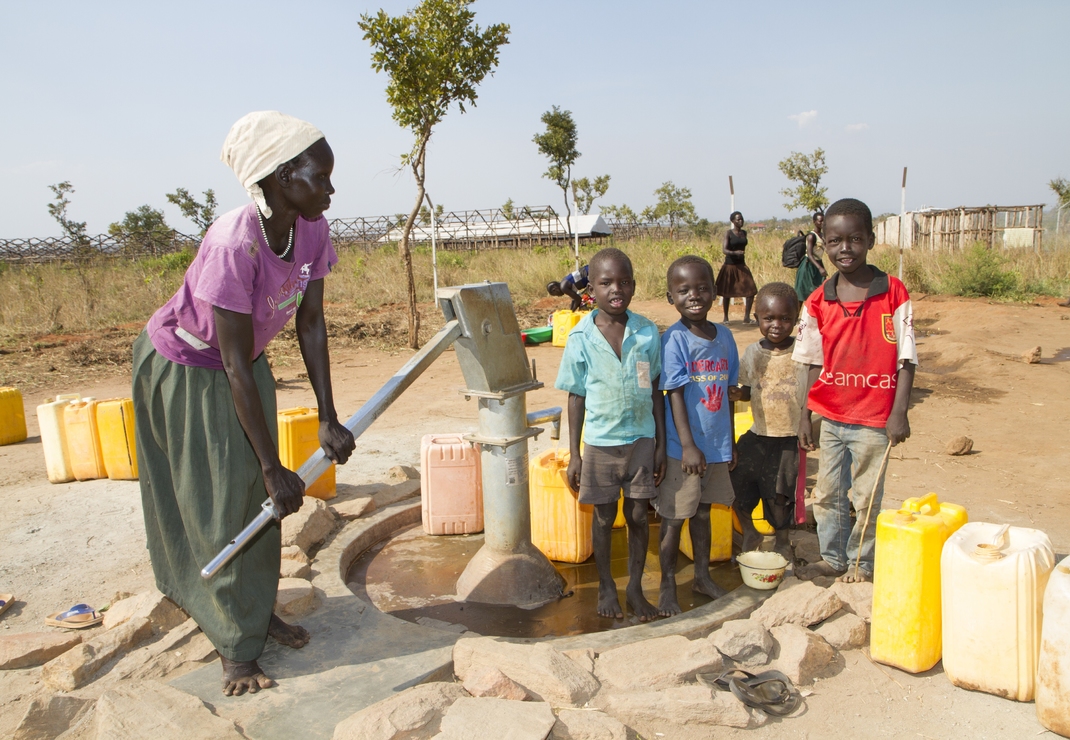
[814,420,890,575]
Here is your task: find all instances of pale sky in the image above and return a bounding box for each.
[3,0,1067,237]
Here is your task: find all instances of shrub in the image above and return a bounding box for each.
[943,243,1019,298]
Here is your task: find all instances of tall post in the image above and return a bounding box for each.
[729,175,735,214]
[899,166,908,281]
[571,183,580,272]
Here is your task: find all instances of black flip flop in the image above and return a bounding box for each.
[697,668,803,717]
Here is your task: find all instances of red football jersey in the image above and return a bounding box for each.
[792,268,917,428]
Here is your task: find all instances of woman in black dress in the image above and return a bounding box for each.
[715,211,758,323]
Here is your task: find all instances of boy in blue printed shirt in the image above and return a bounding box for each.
[556,248,666,622]
[656,255,740,616]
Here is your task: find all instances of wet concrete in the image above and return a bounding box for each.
[347,513,743,638]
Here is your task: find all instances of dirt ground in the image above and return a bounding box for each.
[1,294,1068,737]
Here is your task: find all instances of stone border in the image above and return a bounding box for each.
[314,500,770,653]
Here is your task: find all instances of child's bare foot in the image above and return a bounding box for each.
[597,584,624,619]
[658,583,682,617]
[692,574,727,600]
[627,584,659,622]
[838,569,872,583]
[268,613,310,649]
[220,656,275,696]
[795,560,846,581]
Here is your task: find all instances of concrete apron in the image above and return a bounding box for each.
[171,500,771,740]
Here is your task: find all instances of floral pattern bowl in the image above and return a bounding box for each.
[737,550,789,590]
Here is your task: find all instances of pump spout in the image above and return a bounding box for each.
[527,406,562,440]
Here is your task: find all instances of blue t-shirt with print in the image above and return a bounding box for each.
[660,321,740,464]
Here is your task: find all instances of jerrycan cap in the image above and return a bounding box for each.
[971,524,1011,562]
[894,510,916,524]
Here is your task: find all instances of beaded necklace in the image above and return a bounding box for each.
[256,208,294,260]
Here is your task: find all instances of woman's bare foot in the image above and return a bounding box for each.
[597,583,624,619]
[627,584,659,622]
[838,569,872,583]
[692,575,727,600]
[795,560,846,581]
[220,656,275,696]
[658,582,682,617]
[268,613,310,649]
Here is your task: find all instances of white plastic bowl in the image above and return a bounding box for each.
[737,550,789,590]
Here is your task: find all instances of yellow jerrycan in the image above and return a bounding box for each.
[0,387,27,446]
[277,407,336,500]
[96,398,138,480]
[65,400,107,481]
[870,492,967,673]
[529,449,593,563]
[551,309,583,347]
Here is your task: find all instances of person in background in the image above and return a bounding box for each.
[715,212,758,324]
[546,264,590,310]
[795,211,828,302]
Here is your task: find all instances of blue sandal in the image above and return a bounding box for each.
[45,603,102,629]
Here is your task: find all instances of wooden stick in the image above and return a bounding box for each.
[853,440,894,580]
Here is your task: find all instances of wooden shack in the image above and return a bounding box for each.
[876,205,1044,251]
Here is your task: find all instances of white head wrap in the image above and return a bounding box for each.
[220,111,324,218]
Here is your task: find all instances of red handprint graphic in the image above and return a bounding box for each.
[700,384,723,412]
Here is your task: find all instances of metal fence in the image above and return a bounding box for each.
[0,208,684,263]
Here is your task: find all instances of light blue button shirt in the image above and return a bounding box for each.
[554,309,662,446]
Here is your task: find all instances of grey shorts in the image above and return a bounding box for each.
[654,458,734,520]
[578,437,657,505]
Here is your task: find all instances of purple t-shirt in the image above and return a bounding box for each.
[146,203,337,370]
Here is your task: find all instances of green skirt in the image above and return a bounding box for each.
[795,258,826,303]
[132,331,280,662]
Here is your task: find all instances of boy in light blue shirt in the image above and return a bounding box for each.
[556,247,666,622]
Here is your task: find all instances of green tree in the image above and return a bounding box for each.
[108,205,173,252]
[419,203,444,225]
[572,174,610,215]
[47,181,90,246]
[1051,177,1070,234]
[360,0,509,349]
[165,187,217,235]
[778,148,830,213]
[501,198,515,220]
[533,105,579,251]
[650,181,698,239]
[601,203,640,225]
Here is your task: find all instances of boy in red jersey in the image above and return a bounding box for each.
[792,198,917,583]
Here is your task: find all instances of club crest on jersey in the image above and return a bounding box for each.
[881,314,896,344]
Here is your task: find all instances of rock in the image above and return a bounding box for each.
[594,634,723,691]
[945,436,974,456]
[374,479,422,508]
[0,631,83,670]
[329,495,376,521]
[102,589,187,634]
[768,624,836,685]
[454,637,600,707]
[463,665,529,700]
[280,559,312,579]
[814,611,869,651]
[551,709,628,740]
[562,648,595,674]
[281,496,336,552]
[387,464,420,482]
[281,545,310,563]
[828,580,874,622]
[41,617,153,691]
[1023,346,1042,364]
[751,580,843,629]
[708,619,774,667]
[128,632,217,681]
[275,578,316,617]
[438,697,556,740]
[332,682,467,740]
[93,680,245,739]
[595,686,766,731]
[791,533,822,568]
[11,694,91,740]
[105,619,199,682]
